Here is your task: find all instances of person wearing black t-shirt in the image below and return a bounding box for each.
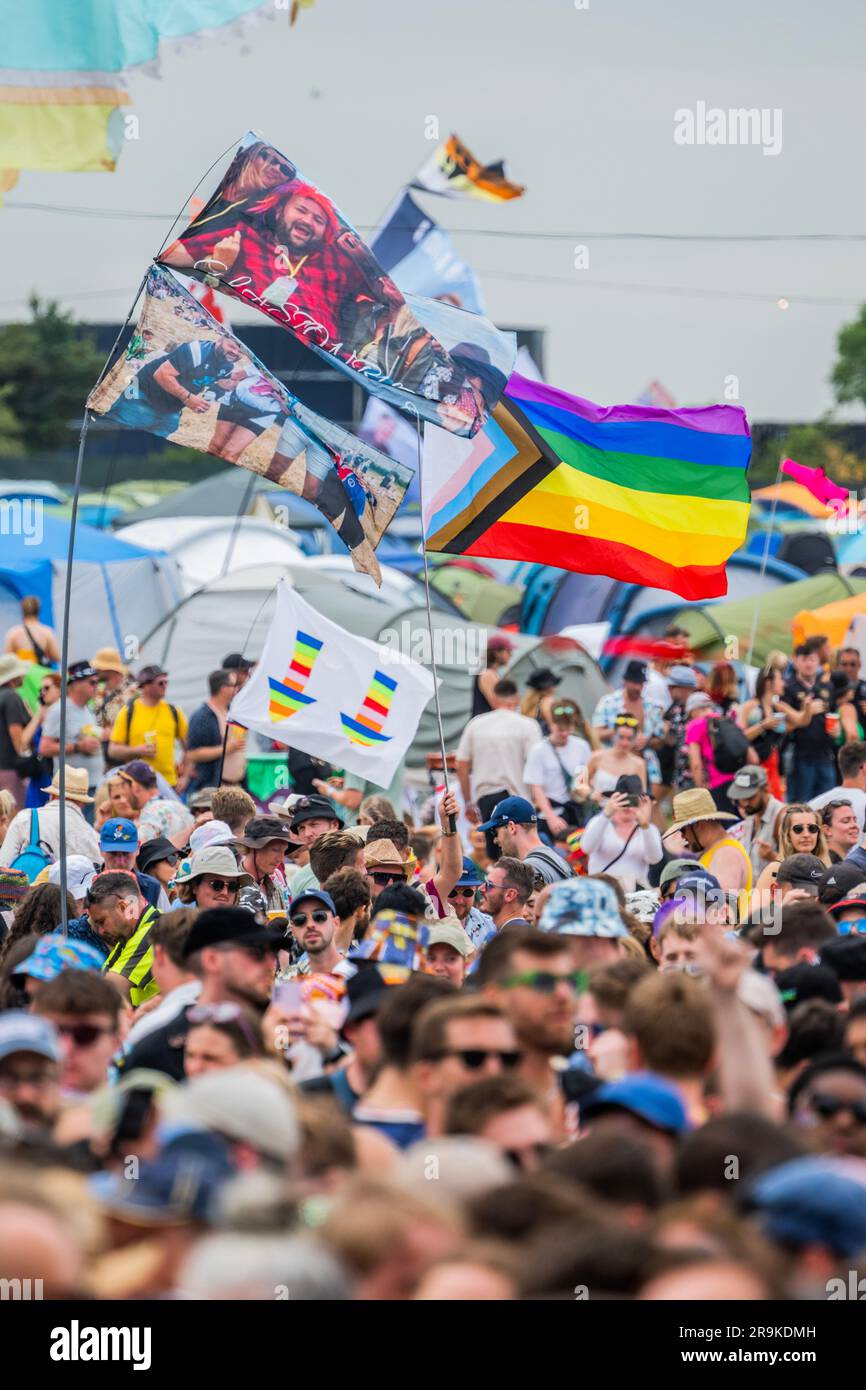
[784,643,837,803]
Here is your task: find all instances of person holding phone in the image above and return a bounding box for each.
[580,775,663,892]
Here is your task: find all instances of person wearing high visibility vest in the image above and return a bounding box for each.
[85,870,161,1008]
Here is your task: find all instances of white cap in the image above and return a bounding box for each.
[48,855,97,899]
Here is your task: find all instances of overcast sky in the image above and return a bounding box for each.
[4,0,864,422]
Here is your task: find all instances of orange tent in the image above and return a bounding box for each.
[792,591,866,649]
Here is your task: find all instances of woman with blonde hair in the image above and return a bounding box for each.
[777,803,830,866]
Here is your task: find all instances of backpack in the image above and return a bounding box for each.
[708,715,750,775]
[10,809,55,883]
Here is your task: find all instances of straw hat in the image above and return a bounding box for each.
[46,766,94,805]
[91,646,128,676]
[663,787,736,839]
[364,839,409,874]
[0,654,30,687]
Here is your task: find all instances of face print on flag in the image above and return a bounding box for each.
[87,266,414,583]
[158,133,506,437]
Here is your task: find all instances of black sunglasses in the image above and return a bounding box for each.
[371,871,404,887]
[431,1048,522,1071]
[789,822,820,835]
[448,886,477,899]
[290,909,330,927]
[54,1023,114,1047]
[809,1091,866,1125]
[198,878,239,894]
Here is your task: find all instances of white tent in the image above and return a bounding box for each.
[116,518,305,593]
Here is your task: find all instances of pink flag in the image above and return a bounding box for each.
[780,458,848,504]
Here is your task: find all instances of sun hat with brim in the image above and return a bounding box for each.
[12,933,106,983]
[46,766,94,805]
[0,1010,60,1064]
[234,816,302,851]
[663,787,736,839]
[426,922,473,957]
[538,877,629,939]
[0,654,31,687]
[136,837,180,876]
[91,647,128,677]
[184,846,253,886]
[580,1072,691,1134]
[364,839,409,874]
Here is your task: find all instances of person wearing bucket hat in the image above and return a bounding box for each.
[727,764,785,880]
[235,816,300,916]
[174,846,254,912]
[0,764,100,867]
[538,878,629,969]
[521,667,562,734]
[0,652,37,807]
[136,836,182,891]
[12,932,107,994]
[663,788,752,898]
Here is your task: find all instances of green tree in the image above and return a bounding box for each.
[832,303,866,409]
[0,296,104,451]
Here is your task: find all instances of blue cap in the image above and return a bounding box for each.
[581,1072,691,1134]
[89,1132,233,1225]
[745,1156,866,1257]
[0,1011,60,1064]
[456,857,484,888]
[12,932,106,983]
[290,888,336,915]
[538,878,629,938]
[100,817,139,851]
[477,795,537,832]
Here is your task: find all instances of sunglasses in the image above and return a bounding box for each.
[186,1002,261,1048]
[54,1023,114,1048]
[789,823,820,835]
[808,1091,866,1125]
[504,1143,553,1169]
[449,886,477,899]
[371,871,405,887]
[614,716,639,728]
[838,918,866,936]
[552,705,576,718]
[431,1048,522,1070]
[199,878,239,894]
[290,909,330,928]
[216,942,276,962]
[500,969,586,995]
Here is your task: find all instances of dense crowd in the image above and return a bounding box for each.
[1,600,866,1301]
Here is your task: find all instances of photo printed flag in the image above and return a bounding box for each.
[158,132,508,436]
[87,266,413,582]
[229,580,436,785]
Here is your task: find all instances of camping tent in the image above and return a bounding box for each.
[135,563,608,768]
[0,513,182,658]
[672,572,866,666]
[116,517,305,593]
[792,590,866,649]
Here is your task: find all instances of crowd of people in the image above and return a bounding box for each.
[2,606,866,1301]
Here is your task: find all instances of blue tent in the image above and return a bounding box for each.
[0,512,182,657]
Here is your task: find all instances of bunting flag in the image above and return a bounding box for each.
[411,133,525,202]
[268,630,323,720]
[371,190,485,314]
[158,132,511,436]
[423,373,752,603]
[87,265,414,583]
[229,581,435,785]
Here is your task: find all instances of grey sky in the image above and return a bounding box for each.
[3,0,864,422]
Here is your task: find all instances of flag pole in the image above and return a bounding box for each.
[410,408,456,833]
[745,461,783,669]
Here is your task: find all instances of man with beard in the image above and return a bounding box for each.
[109,336,245,437]
[117,907,284,1081]
[288,890,342,977]
[477,857,536,935]
[476,928,580,1102]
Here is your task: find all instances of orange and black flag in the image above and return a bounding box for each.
[411,134,525,203]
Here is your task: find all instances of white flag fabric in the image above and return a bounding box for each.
[228,582,436,786]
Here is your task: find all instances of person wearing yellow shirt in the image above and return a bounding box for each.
[108,665,188,789]
[663,787,753,900]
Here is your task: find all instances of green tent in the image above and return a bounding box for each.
[672,572,866,666]
[429,563,523,627]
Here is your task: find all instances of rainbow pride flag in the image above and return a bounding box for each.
[423,373,751,601]
[268,630,323,721]
[340,670,397,746]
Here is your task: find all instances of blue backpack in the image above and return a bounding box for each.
[11,809,55,883]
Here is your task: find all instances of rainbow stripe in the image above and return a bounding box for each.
[340,669,397,745]
[268,630,323,721]
[425,373,751,601]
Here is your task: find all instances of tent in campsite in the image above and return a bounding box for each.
[792,589,866,650]
[135,562,607,768]
[671,572,866,666]
[0,513,182,659]
[116,517,305,593]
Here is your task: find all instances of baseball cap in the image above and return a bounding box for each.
[623,660,647,684]
[477,795,537,832]
[828,889,866,922]
[673,870,724,902]
[658,859,698,891]
[426,922,472,957]
[820,862,866,907]
[13,933,107,983]
[159,1067,300,1166]
[289,795,339,829]
[580,1072,690,1134]
[538,878,629,939]
[100,817,139,851]
[290,889,336,916]
[89,1135,231,1225]
[0,1011,60,1064]
[182,906,286,958]
[743,1156,866,1257]
[776,854,825,891]
[737,969,786,1030]
[187,787,215,813]
[819,936,866,982]
[121,760,158,789]
[456,857,484,888]
[137,837,180,875]
[774,963,844,1010]
[727,765,769,801]
[67,660,97,684]
[222,653,255,672]
[137,665,167,685]
[685,691,713,716]
[667,665,698,689]
[48,856,97,899]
